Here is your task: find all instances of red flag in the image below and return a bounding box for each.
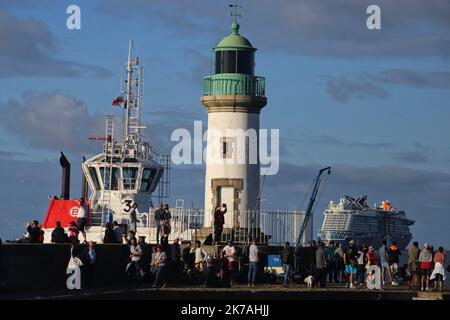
[112,96,124,106]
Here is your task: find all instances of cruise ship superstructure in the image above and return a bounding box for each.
[318,195,414,250]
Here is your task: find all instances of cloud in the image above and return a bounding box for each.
[143,104,206,155]
[371,69,450,89]
[0,90,105,154]
[394,141,431,163]
[96,0,450,59]
[282,134,393,150]
[0,10,112,78]
[325,68,450,102]
[326,77,389,102]
[395,152,428,163]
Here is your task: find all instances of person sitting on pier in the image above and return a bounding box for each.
[68,222,80,244]
[18,220,42,243]
[220,250,232,288]
[51,221,68,243]
[191,240,208,272]
[112,221,124,244]
[102,223,116,244]
[182,241,194,272]
[152,245,167,288]
[126,231,136,246]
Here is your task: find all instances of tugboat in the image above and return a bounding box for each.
[42,41,170,243]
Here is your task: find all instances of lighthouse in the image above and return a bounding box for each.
[201,12,267,233]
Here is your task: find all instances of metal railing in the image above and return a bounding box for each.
[88,209,304,245]
[203,74,266,97]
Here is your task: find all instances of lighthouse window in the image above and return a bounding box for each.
[221,137,233,159]
[123,167,138,190]
[215,51,254,75]
[89,167,100,190]
[140,168,157,192]
[100,167,120,190]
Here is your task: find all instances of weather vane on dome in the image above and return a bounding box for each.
[229,2,242,23]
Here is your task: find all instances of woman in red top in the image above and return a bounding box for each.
[365,247,378,268]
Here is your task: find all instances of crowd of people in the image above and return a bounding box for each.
[122,236,256,289]
[7,198,448,292]
[306,239,448,292]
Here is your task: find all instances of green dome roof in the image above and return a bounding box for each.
[214,22,256,51]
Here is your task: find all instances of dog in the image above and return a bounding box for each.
[304,275,314,288]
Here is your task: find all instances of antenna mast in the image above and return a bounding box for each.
[122,40,147,159]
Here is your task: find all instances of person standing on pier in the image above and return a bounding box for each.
[247,238,259,287]
[407,241,420,289]
[129,203,139,234]
[128,238,144,285]
[155,204,165,244]
[315,241,327,288]
[344,240,358,288]
[281,242,293,288]
[430,247,446,292]
[388,242,402,284]
[334,243,345,283]
[213,204,227,244]
[379,240,392,285]
[81,241,96,288]
[419,243,433,291]
[222,241,237,282]
[325,241,336,283]
[77,199,88,244]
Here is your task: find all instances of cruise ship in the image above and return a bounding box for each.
[318,195,414,250]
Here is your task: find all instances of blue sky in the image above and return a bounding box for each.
[0,0,449,248]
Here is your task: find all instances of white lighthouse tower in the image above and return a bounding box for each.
[201,11,267,232]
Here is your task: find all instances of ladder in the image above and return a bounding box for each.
[101,115,115,231]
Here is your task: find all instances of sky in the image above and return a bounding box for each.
[0,0,449,248]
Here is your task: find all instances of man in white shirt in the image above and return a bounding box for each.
[222,241,237,280]
[77,198,88,244]
[222,241,236,262]
[247,239,259,287]
[190,240,207,271]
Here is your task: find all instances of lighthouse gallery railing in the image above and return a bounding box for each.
[203,74,266,97]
